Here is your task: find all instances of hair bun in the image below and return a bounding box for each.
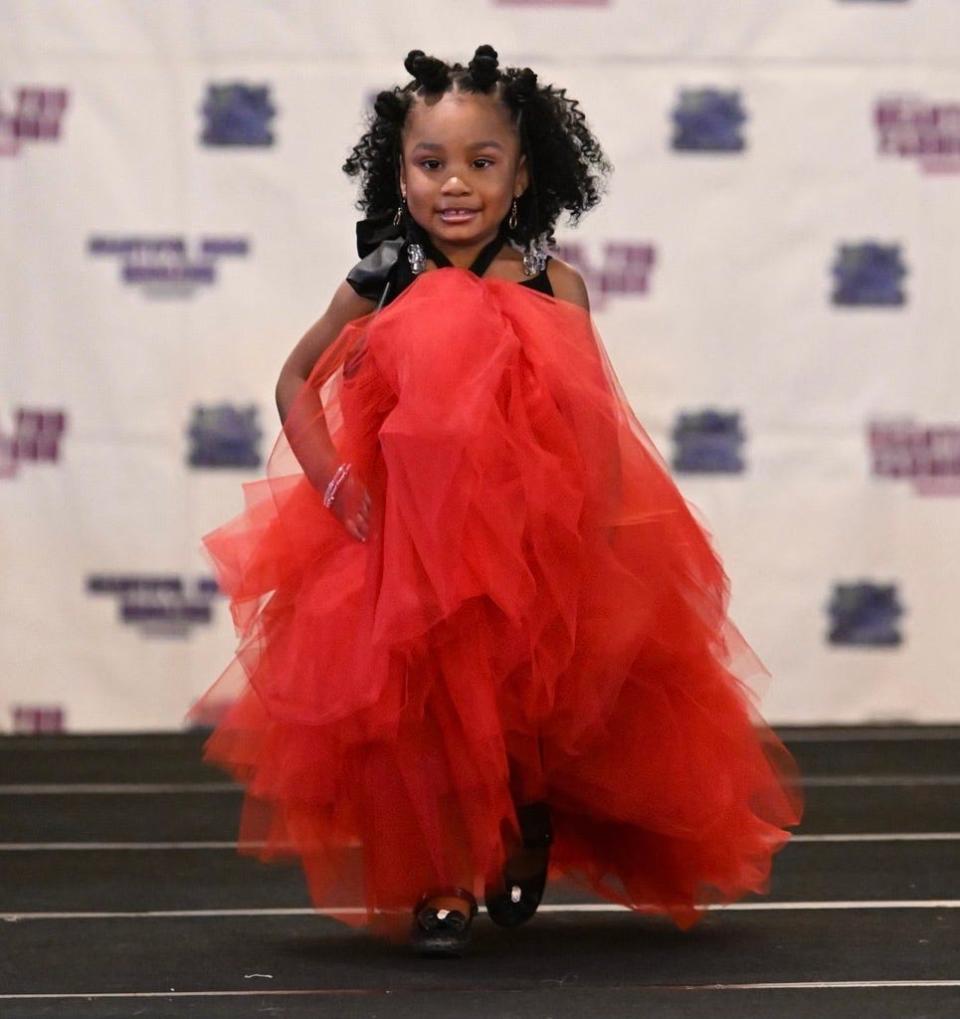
[404,49,450,92]
[373,89,405,122]
[514,67,538,100]
[403,50,426,77]
[468,44,500,91]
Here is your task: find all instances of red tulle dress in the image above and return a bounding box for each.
[186,265,804,942]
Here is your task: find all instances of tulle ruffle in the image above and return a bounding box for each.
[187,268,804,941]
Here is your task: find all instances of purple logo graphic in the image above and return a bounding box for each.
[10,705,66,734]
[672,89,747,152]
[86,574,222,638]
[201,82,276,147]
[88,236,250,295]
[0,87,69,157]
[827,581,904,647]
[869,419,960,496]
[876,97,960,175]
[188,403,263,468]
[0,408,67,480]
[551,240,654,306]
[831,242,907,306]
[671,409,746,474]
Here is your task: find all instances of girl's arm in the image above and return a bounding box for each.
[274,281,376,541]
[275,280,376,423]
[547,259,591,312]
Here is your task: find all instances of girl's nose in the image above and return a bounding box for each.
[441,175,469,192]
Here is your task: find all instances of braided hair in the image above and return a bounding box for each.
[342,45,612,248]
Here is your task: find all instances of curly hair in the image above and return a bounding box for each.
[342,45,613,248]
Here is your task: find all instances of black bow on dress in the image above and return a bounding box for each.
[346,210,413,304]
[355,208,405,258]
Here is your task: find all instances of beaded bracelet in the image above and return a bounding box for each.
[323,461,351,508]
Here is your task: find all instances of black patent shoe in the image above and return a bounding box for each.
[410,886,478,957]
[484,801,553,927]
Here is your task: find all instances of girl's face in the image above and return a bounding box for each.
[399,89,528,255]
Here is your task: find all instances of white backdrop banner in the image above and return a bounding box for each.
[2,0,958,731]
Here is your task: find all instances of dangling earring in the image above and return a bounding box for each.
[397,193,425,274]
[407,240,425,274]
[522,234,548,277]
[508,196,519,231]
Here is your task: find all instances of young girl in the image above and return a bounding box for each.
[188,45,804,958]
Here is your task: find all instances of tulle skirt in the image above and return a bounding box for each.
[186,268,804,942]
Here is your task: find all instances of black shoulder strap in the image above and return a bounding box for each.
[420,226,507,278]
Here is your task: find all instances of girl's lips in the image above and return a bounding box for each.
[439,209,478,223]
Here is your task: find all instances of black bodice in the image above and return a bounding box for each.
[345,223,552,308]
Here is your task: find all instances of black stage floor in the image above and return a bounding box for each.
[0,725,957,1017]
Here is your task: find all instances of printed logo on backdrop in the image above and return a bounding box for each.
[827,582,904,647]
[876,97,960,175]
[0,87,69,157]
[551,240,654,307]
[201,83,276,147]
[0,408,67,480]
[87,236,250,298]
[188,403,263,468]
[10,705,66,735]
[869,419,960,496]
[831,242,907,306]
[671,89,747,152]
[86,575,221,638]
[670,409,746,474]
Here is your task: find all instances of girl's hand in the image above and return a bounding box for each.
[327,471,372,543]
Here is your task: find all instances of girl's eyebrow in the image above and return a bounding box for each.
[411,140,504,153]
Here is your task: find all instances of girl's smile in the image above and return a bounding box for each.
[438,208,478,223]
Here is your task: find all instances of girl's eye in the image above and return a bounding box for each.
[419,158,494,170]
